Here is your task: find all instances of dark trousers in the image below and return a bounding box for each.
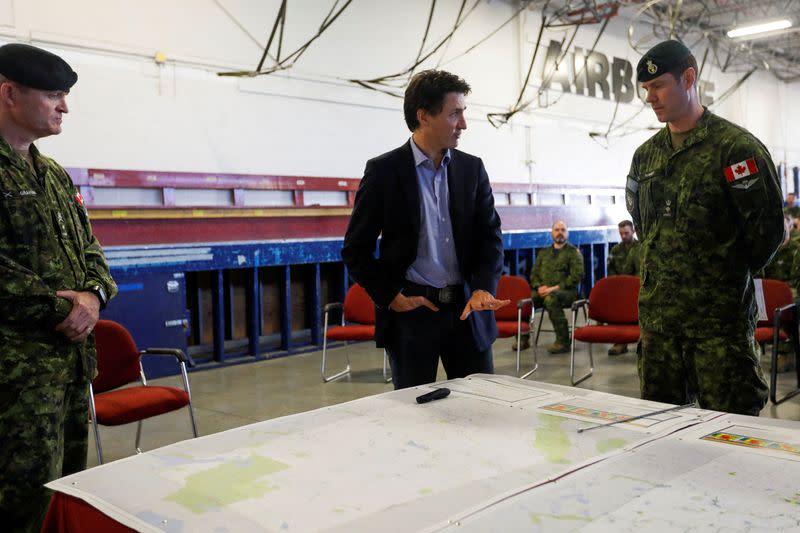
[0,379,89,532]
[639,329,768,416]
[532,289,577,344]
[385,303,493,389]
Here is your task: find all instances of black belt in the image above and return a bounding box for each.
[403,281,462,305]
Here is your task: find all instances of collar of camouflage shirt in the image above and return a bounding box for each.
[655,106,711,153]
[0,135,38,171]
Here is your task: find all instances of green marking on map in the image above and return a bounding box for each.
[784,491,800,505]
[534,414,570,464]
[529,512,592,524]
[164,454,289,513]
[293,451,310,458]
[418,488,433,495]
[596,438,626,454]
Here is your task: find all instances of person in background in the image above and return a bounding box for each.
[517,221,584,354]
[606,219,641,355]
[784,192,800,218]
[762,214,800,290]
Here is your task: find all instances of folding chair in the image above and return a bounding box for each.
[754,279,800,404]
[494,275,536,378]
[570,275,640,386]
[322,283,390,383]
[90,320,198,464]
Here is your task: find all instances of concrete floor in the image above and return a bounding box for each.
[87,323,800,467]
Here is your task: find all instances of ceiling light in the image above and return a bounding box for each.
[727,19,792,39]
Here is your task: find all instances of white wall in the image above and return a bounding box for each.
[3,0,798,188]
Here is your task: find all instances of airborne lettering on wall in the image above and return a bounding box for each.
[540,40,716,106]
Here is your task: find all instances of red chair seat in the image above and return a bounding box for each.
[574,324,640,344]
[496,321,531,337]
[326,325,376,341]
[94,386,190,426]
[755,326,788,344]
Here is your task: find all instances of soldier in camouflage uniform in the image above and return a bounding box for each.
[607,220,640,277]
[627,40,783,416]
[761,215,800,289]
[0,44,116,531]
[784,193,800,218]
[606,219,640,355]
[518,221,584,354]
[760,215,800,372]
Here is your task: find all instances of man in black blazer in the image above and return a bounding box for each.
[342,70,507,389]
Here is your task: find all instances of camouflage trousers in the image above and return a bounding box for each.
[533,289,578,344]
[638,329,768,416]
[0,379,89,532]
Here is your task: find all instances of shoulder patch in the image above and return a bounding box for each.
[724,158,758,183]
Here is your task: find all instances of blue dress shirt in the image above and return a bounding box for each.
[405,138,462,288]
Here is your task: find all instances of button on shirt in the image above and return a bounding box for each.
[405,139,462,288]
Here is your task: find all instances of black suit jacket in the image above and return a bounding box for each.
[341,141,504,351]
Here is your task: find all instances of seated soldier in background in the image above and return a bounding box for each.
[784,193,800,218]
[791,216,800,242]
[606,219,640,355]
[514,221,584,354]
[762,214,800,292]
[766,215,800,373]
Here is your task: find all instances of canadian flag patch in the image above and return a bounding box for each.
[74,191,84,206]
[724,158,758,183]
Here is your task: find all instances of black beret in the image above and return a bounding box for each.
[636,40,692,83]
[0,43,77,91]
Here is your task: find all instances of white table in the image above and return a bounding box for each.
[48,375,800,532]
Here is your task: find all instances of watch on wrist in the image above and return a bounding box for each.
[88,285,107,310]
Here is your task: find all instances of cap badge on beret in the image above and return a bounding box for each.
[646,60,657,75]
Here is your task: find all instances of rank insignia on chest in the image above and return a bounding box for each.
[724,158,758,184]
[662,199,673,217]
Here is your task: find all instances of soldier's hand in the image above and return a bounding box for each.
[537,286,551,297]
[55,290,101,343]
[389,292,439,313]
[460,290,510,320]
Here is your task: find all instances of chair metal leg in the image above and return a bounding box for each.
[321,310,351,382]
[179,361,199,438]
[322,342,352,382]
[88,384,104,465]
[518,308,538,379]
[135,420,143,454]
[382,350,392,383]
[570,310,593,386]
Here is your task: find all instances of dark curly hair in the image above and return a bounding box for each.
[403,70,471,132]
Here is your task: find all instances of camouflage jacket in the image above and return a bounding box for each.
[530,244,584,293]
[626,109,784,337]
[607,240,641,276]
[0,139,116,387]
[784,205,800,218]
[761,239,800,285]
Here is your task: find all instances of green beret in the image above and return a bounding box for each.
[636,40,692,83]
[0,43,77,91]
